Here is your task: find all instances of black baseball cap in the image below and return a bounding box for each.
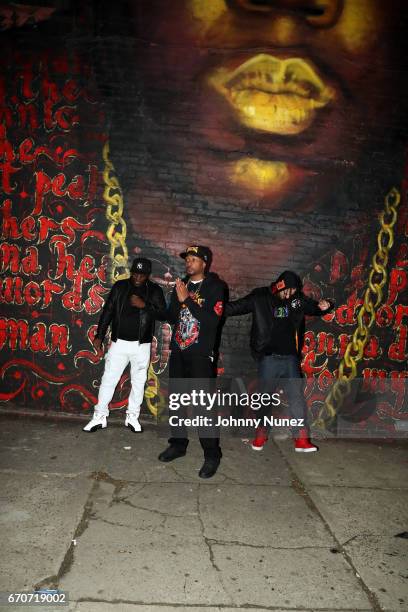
[272,271,302,293]
[180,245,212,264]
[130,257,152,274]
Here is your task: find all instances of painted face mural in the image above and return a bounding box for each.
[130,0,406,206]
[0,1,407,433]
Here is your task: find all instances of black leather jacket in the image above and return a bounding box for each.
[226,287,333,360]
[96,279,166,344]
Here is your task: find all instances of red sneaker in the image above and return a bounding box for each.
[294,429,318,453]
[251,427,268,451]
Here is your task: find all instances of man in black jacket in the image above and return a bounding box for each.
[226,271,333,452]
[158,245,228,478]
[83,257,166,433]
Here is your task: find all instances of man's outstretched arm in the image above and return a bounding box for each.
[225,291,255,317]
[303,296,334,316]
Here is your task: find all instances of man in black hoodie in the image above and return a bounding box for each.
[158,246,228,478]
[226,271,333,452]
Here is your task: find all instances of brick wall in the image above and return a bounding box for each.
[0,2,407,429]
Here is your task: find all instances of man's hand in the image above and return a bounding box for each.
[175,278,189,303]
[93,337,104,355]
[318,299,331,312]
[130,295,146,308]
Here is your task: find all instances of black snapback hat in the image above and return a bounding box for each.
[179,245,212,263]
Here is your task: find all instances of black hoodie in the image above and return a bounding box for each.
[226,282,333,360]
[165,272,228,357]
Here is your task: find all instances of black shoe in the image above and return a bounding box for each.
[198,458,220,479]
[158,445,187,463]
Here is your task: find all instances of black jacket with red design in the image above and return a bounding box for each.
[164,272,228,356]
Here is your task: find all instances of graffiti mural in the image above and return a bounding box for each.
[0,1,407,432]
[0,43,111,409]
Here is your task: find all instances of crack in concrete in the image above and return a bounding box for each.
[71,597,373,610]
[126,460,149,483]
[196,484,234,606]
[115,496,195,519]
[164,463,190,481]
[340,535,360,548]
[111,483,148,503]
[90,470,140,496]
[90,515,167,533]
[215,473,241,485]
[273,440,384,612]
[307,483,408,492]
[221,477,291,487]
[34,480,99,591]
[111,482,148,507]
[0,468,85,478]
[340,533,400,547]
[175,481,294,488]
[206,539,334,551]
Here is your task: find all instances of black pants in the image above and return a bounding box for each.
[258,354,308,436]
[168,349,221,460]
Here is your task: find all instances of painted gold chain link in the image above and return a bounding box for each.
[315,187,401,428]
[102,141,165,416]
[102,141,129,283]
[145,364,167,417]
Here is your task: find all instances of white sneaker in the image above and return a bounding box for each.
[83,412,108,432]
[125,413,142,433]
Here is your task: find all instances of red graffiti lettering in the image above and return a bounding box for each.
[30,322,48,352]
[334,294,363,326]
[0,317,29,350]
[49,323,70,354]
[330,250,348,284]
[0,316,70,355]
[84,284,108,315]
[34,171,87,216]
[1,199,21,240]
[363,335,381,360]
[0,243,19,274]
[0,243,41,276]
[51,241,76,280]
[24,281,42,306]
[376,305,394,327]
[387,268,407,305]
[388,325,408,362]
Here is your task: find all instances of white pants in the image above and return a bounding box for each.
[95,339,151,417]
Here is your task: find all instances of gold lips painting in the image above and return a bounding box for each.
[208,54,335,135]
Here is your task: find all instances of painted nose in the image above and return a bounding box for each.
[229,0,342,27]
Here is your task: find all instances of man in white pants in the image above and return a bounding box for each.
[83,257,166,433]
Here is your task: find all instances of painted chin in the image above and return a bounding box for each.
[194,151,319,209]
[227,159,315,199]
[191,109,330,206]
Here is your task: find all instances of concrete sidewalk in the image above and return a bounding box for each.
[0,415,407,612]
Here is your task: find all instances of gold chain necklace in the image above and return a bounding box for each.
[187,278,204,296]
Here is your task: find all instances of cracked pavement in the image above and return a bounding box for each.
[0,415,407,612]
